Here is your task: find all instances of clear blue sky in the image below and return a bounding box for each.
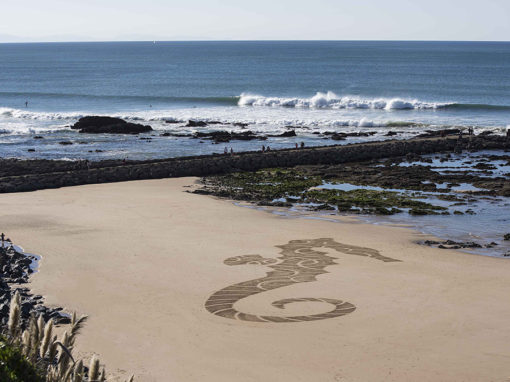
[1,0,509,42]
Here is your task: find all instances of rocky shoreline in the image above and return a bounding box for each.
[0,236,70,329]
[0,134,508,194]
[191,138,510,256]
[193,149,510,215]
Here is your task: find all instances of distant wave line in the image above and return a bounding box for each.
[0,91,240,105]
[445,103,510,111]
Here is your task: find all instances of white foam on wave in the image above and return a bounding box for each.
[238,91,452,110]
[0,107,85,121]
[0,106,390,129]
[0,102,500,137]
[126,110,389,130]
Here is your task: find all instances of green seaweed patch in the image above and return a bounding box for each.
[197,168,322,201]
[304,189,446,215]
[435,194,465,202]
[197,169,449,216]
[385,121,426,128]
[312,204,336,211]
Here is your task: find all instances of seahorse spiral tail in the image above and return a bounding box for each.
[205,293,356,323]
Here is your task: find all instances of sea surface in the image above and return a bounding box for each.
[0,41,509,160]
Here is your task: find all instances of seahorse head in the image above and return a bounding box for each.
[224,255,278,266]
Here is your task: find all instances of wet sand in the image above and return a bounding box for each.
[0,177,509,381]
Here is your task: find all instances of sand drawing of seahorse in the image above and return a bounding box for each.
[205,238,400,323]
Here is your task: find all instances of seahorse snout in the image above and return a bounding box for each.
[224,254,278,266]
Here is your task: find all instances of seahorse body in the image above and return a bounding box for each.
[205,238,400,323]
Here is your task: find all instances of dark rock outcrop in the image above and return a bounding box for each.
[160,132,193,137]
[423,239,498,250]
[331,133,346,141]
[186,120,208,127]
[417,129,461,138]
[268,130,297,138]
[322,131,377,138]
[193,130,267,143]
[71,116,153,134]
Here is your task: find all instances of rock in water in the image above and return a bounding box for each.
[186,120,208,127]
[71,116,153,134]
[268,130,297,138]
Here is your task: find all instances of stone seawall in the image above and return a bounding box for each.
[0,136,507,194]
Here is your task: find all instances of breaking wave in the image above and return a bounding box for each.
[238,92,453,110]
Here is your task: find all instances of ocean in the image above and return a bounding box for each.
[0,40,509,160]
[0,40,509,255]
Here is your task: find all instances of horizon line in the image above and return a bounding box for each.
[1,39,510,44]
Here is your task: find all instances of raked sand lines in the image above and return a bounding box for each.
[205,238,400,323]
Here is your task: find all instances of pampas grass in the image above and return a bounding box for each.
[7,291,21,337]
[88,355,100,381]
[99,368,106,382]
[72,360,84,382]
[40,319,54,359]
[1,291,134,382]
[69,313,87,348]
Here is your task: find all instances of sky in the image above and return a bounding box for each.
[0,0,509,42]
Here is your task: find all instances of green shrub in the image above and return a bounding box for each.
[0,337,44,382]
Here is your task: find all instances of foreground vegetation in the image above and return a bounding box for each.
[0,291,134,382]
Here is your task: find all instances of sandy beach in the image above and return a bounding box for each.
[0,177,509,381]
